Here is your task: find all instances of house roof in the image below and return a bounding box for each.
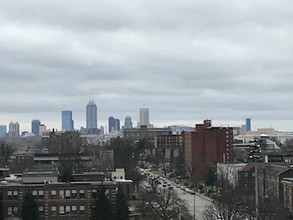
[239,162,291,172]
[265,165,291,175]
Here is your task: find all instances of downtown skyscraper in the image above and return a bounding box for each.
[108,116,120,133]
[139,108,150,127]
[62,111,74,131]
[86,100,97,133]
[31,119,41,136]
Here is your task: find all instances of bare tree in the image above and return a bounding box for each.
[142,183,190,220]
[203,167,244,220]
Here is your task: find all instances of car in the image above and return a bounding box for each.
[185,188,195,195]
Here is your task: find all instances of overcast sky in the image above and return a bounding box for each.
[1,0,293,132]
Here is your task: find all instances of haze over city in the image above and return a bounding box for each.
[1,0,293,131]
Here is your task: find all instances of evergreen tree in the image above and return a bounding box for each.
[22,191,39,220]
[92,187,114,220]
[204,166,216,186]
[115,188,130,220]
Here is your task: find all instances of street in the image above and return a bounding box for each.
[174,185,212,220]
[141,169,212,220]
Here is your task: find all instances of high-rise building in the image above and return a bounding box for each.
[108,116,120,133]
[115,118,120,132]
[8,122,19,138]
[139,108,149,127]
[62,111,74,131]
[124,116,133,129]
[39,124,47,136]
[0,125,7,137]
[31,120,41,136]
[245,118,251,132]
[86,100,97,131]
[183,120,234,181]
[109,116,115,133]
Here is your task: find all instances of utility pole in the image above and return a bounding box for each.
[193,193,196,220]
[255,157,259,219]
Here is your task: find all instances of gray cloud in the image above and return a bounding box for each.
[0,0,293,131]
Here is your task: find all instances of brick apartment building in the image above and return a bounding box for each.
[0,171,133,220]
[154,134,183,162]
[183,120,234,181]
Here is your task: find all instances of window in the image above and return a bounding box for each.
[79,189,85,199]
[39,190,44,199]
[65,206,70,214]
[80,205,85,215]
[51,206,57,216]
[59,190,64,199]
[92,189,97,197]
[39,206,44,215]
[32,190,39,199]
[7,190,18,199]
[7,207,12,216]
[72,189,77,199]
[13,207,18,214]
[65,190,71,199]
[72,205,77,215]
[7,206,18,216]
[59,206,65,215]
[51,190,57,199]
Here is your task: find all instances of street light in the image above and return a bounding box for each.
[193,192,196,220]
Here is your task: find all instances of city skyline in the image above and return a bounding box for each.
[0,1,293,132]
[0,107,292,133]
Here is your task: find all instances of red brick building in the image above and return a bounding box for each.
[183,120,233,181]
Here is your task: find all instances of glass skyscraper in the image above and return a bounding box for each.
[0,125,7,137]
[108,116,120,133]
[31,120,41,136]
[86,100,97,130]
[245,118,251,132]
[62,111,74,131]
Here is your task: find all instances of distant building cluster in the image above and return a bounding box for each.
[2,110,293,218]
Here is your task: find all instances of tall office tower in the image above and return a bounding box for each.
[115,118,120,131]
[8,122,19,138]
[0,125,7,137]
[124,116,133,129]
[86,100,97,130]
[108,116,120,133]
[109,116,115,133]
[62,111,74,131]
[245,118,251,132]
[31,120,41,136]
[139,108,149,127]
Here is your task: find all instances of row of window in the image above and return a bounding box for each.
[7,188,111,200]
[51,205,85,216]
[51,189,84,199]
[7,205,85,217]
[7,206,44,217]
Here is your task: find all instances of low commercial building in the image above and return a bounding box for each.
[282,177,293,212]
